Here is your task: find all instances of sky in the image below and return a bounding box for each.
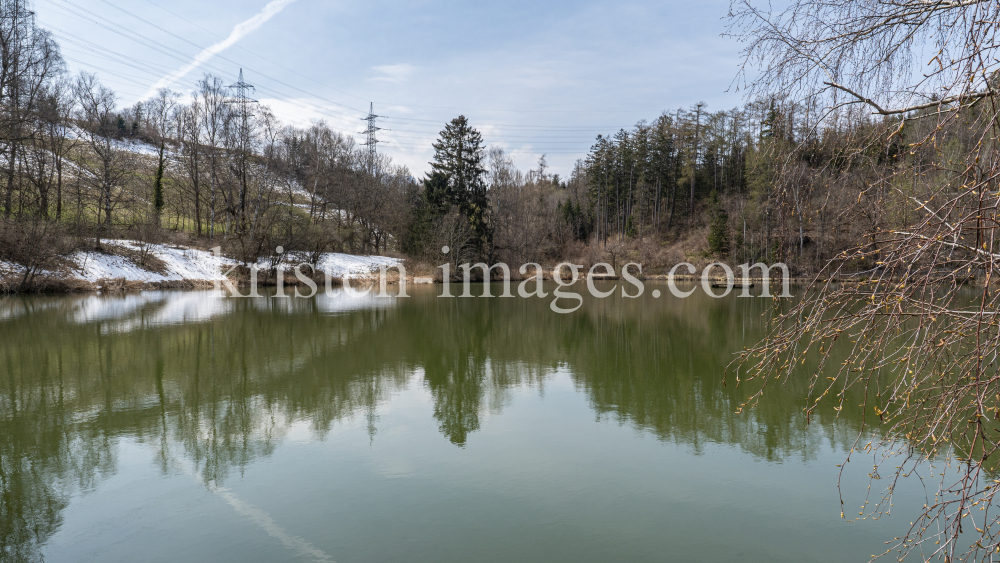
[34,0,749,178]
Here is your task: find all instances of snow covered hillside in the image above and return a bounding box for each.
[0,240,401,289]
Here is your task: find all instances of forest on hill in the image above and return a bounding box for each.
[0,0,981,290]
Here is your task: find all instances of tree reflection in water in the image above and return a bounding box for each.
[0,284,866,559]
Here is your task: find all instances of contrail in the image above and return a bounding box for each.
[213,485,336,563]
[178,453,336,563]
[140,0,297,99]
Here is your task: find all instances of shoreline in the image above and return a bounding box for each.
[2,240,984,295]
[0,270,907,296]
[0,239,404,295]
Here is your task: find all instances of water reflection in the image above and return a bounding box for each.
[0,284,866,560]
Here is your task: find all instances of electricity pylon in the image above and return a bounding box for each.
[359,102,385,174]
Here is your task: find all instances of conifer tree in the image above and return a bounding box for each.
[707,190,729,254]
[428,116,490,254]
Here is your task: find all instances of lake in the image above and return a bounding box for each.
[0,283,920,562]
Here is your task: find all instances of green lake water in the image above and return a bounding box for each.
[0,283,922,562]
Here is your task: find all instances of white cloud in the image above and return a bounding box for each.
[370,64,416,84]
[140,0,298,99]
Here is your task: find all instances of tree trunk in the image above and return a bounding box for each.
[55,157,62,220]
[4,147,15,217]
[690,104,702,216]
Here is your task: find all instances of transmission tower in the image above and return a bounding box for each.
[9,0,34,103]
[9,0,33,38]
[225,69,258,219]
[226,68,258,126]
[359,102,384,174]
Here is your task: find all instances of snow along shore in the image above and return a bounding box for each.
[0,240,401,289]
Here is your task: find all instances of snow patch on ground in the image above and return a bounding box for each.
[287,180,313,201]
[67,242,233,283]
[116,241,234,281]
[0,259,23,277]
[279,180,348,219]
[255,250,400,278]
[1,239,401,287]
[314,253,400,277]
[68,251,167,283]
[67,125,169,158]
[62,241,398,284]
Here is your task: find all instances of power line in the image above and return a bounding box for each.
[39,0,366,117]
[84,0,368,114]
[131,0,652,115]
[61,45,612,148]
[35,1,634,167]
[46,0,651,123]
[45,0,627,132]
[138,0,374,105]
[60,53,597,156]
[47,23,365,128]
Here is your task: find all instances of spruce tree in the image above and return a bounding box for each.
[707,190,729,255]
[423,170,451,215]
[428,116,490,254]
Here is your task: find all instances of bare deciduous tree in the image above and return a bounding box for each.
[73,72,135,245]
[198,75,227,240]
[729,1,1000,560]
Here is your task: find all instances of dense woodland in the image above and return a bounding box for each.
[0,0,981,289]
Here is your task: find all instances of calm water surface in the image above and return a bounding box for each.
[0,283,922,562]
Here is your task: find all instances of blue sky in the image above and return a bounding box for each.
[35,0,747,177]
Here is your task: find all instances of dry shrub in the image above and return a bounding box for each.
[0,217,78,292]
[571,236,691,276]
[23,276,95,293]
[103,243,170,276]
[402,257,438,280]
